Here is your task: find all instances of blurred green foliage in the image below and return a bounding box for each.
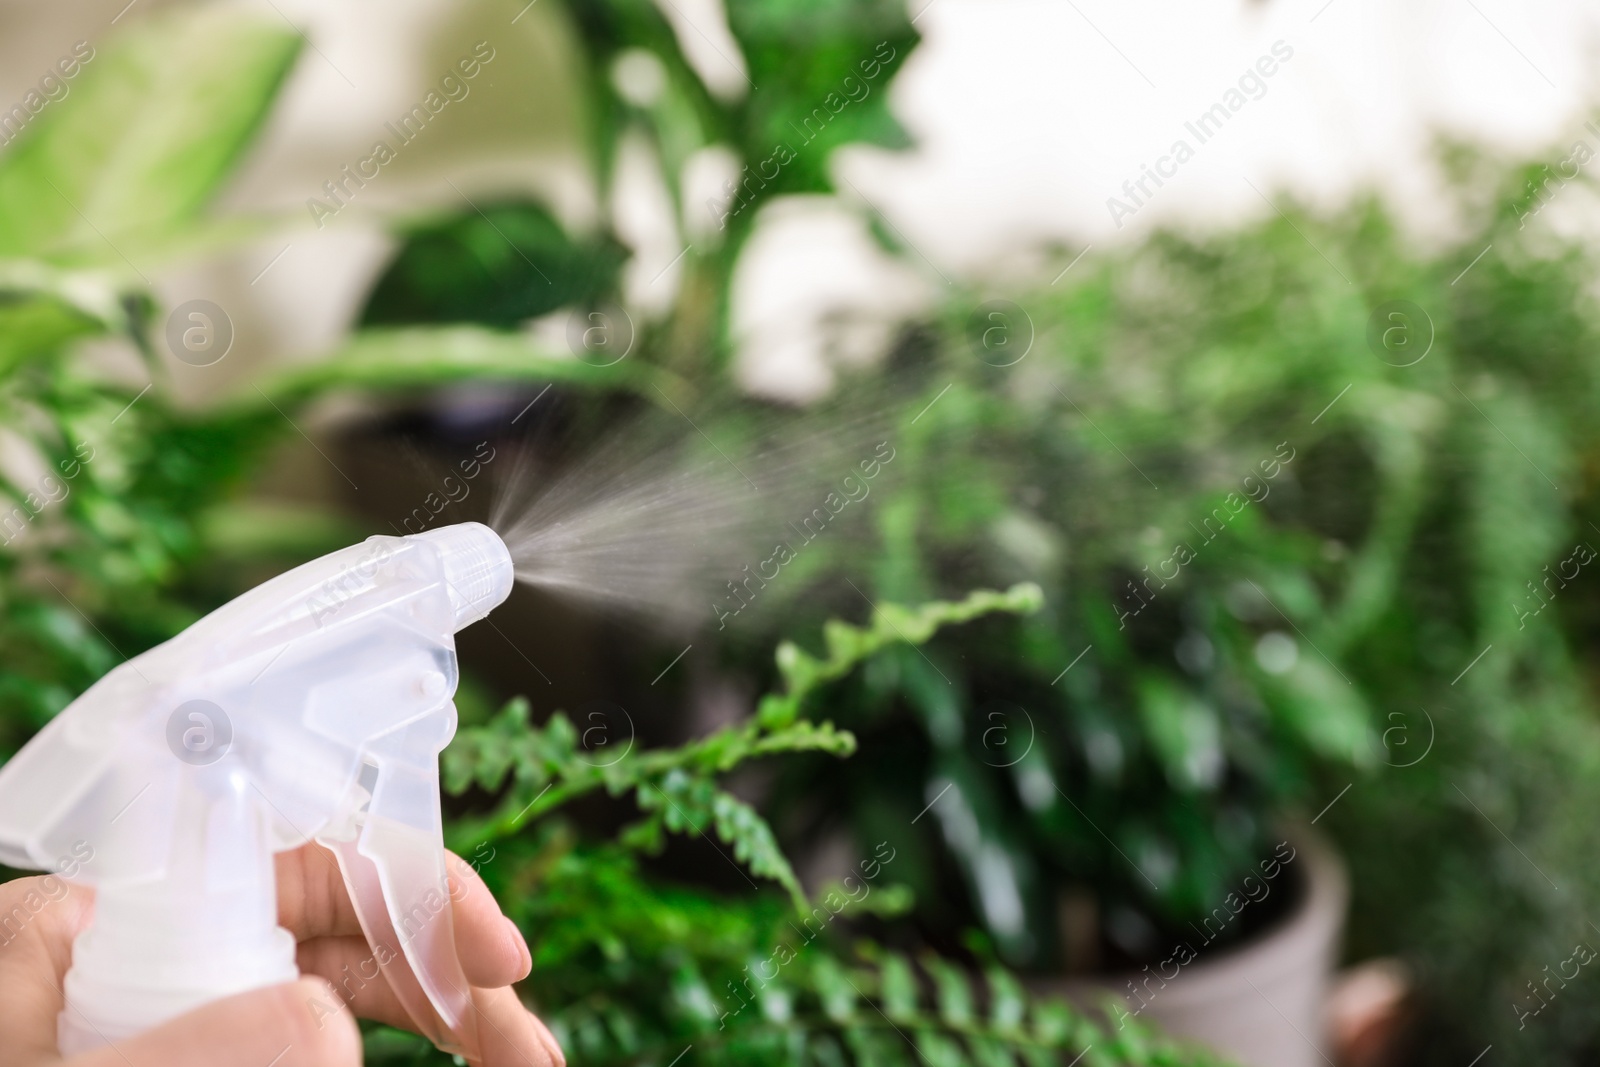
[0,6,1226,1067]
[20,0,1600,1063]
[785,160,1600,1063]
[343,0,1600,1061]
[358,0,919,379]
[413,584,1236,1067]
[362,202,628,328]
[0,9,301,263]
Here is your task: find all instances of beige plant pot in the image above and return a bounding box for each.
[1036,827,1347,1067]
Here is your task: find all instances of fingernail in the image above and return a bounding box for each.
[504,915,532,980]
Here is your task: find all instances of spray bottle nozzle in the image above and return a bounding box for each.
[0,522,516,1059]
[413,522,515,629]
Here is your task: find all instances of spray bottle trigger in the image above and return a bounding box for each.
[316,708,480,1061]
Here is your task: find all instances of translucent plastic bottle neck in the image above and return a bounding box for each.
[57,773,296,1055]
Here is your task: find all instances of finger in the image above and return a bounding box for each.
[298,939,561,1067]
[69,977,360,1067]
[297,921,532,1033]
[278,845,529,989]
[0,874,94,1067]
[275,844,362,941]
[444,853,530,989]
[468,985,565,1067]
[298,925,521,1026]
[295,935,412,1031]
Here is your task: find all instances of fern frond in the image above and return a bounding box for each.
[445,585,1046,904]
[758,583,1045,729]
[543,948,1231,1067]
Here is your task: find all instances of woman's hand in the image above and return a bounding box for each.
[0,844,563,1067]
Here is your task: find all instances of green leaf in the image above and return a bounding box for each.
[0,8,301,261]
[395,837,1229,1067]
[0,291,108,380]
[1260,654,1375,767]
[710,788,807,909]
[813,956,860,1024]
[362,201,627,329]
[1135,674,1224,792]
[241,326,689,411]
[985,968,1026,1034]
[922,955,973,1028]
[445,697,854,850]
[877,954,918,1021]
[726,0,919,196]
[761,583,1044,729]
[910,1030,965,1067]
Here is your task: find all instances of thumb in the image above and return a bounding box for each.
[69,977,361,1067]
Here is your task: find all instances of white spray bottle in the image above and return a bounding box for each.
[0,522,516,1059]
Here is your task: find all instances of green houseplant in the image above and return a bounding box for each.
[28,3,1600,1064]
[332,0,1354,1058]
[280,0,1600,1058]
[305,0,1600,1050]
[359,0,921,383]
[0,7,1236,1066]
[762,144,1600,1065]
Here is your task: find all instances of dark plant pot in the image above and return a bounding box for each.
[1033,826,1347,1067]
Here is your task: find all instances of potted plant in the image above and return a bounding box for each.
[32,4,1600,1064]
[289,2,1363,1059]
[0,10,1241,1067]
[742,258,1373,1064]
[747,142,1600,1067]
